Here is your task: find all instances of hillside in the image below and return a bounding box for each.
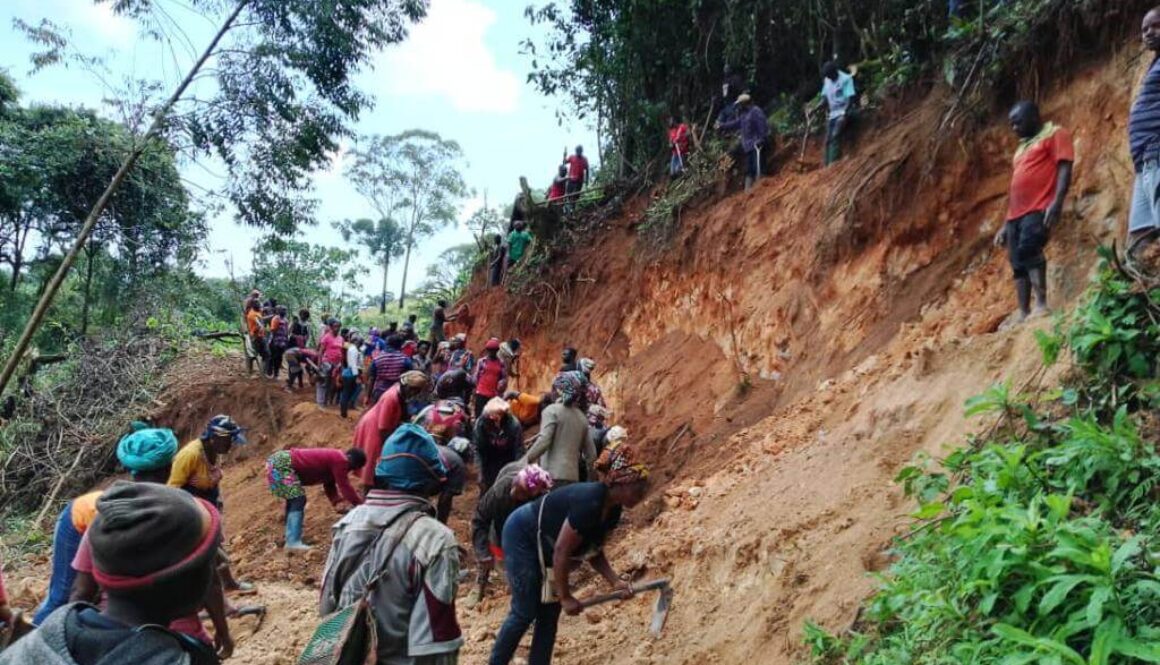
[3,42,1145,665]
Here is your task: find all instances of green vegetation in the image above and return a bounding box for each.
[524,0,1136,174]
[804,254,1160,664]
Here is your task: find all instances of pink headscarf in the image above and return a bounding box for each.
[515,464,553,494]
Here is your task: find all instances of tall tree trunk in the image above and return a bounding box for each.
[398,238,414,310]
[380,254,391,314]
[81,245,96,337]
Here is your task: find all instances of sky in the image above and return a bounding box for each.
[0,0,597,306]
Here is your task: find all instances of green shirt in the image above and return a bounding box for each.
[507,230,532,261]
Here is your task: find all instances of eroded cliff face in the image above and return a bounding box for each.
[451,52,1136,664]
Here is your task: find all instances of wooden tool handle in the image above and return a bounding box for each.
[579,579,670,608]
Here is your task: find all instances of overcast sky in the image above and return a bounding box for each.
[0,0,597,301]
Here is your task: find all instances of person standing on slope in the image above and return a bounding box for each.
[474,338,508,418]
[565,146,590,199]
[717,94,770,192]
[669,115,691,177]
[812,61,857,167]
[547,165,568,203]
[526,372,594,489]
[1128,7,1160,263]
[430,299,457,346]
[993,101,1074,323]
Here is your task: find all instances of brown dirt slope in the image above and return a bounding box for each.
[4,48,1144,665]
[451,50,1141,664]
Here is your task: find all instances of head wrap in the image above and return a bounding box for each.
[485,338,501,351]
[201,415,246,445]
[588,404,611,421]
[437,341,451,351]
[454,333,467,342]
[552,371,588,405]
[402,340,418,357]
[399,371,430,392]
[606,426,628,445]
[594,441,650,486]
[117,428,179,473]
[578,357,596,374]
[483,396,510,420]
[515,464,554,494]
[89,482,221,592]
[374,423,447,493]
[736,93,751,104]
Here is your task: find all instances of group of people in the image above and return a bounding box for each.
[487,220,535,288]
[4,416,254,663]
[546,146,591,205]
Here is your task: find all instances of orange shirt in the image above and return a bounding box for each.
[70,491,103,533]
[1007,123,1074,221]
[509,392,542,427]
[246,309,263,337]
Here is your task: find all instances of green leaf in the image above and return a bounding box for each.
[1039,575,1094,616]
[912,502,945,520]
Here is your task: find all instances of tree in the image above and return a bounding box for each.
[249,237,367,318]
[347,130,468,310]
[1,0,429,396]
[465,205,507,252]
[334,217,406,314]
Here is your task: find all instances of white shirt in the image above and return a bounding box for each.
[822,71,856,120]
[346,345,363,375]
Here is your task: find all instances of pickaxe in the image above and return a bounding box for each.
[580,579,674,637]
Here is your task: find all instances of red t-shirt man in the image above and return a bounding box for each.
[1007,123,1075,221]
[669,123,690,157]
[352,384,406,487]
[566,153,589,184]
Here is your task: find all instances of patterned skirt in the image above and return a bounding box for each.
[265,450,305,500]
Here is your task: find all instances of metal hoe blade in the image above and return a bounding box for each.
[649,584,674,638]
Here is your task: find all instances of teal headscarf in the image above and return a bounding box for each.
[374,423,447,494]
[117,428,179,473]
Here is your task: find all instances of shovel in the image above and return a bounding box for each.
[579,579,674,637]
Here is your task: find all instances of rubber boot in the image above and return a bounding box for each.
[284,509,311,552]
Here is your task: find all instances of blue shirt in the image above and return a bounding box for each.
[719,105,770,153]
[1130,58,1160,169]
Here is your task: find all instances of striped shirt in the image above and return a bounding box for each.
[370,351,411,395]
[1130,58,1160,169]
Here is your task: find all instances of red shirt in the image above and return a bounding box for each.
[352,385,405,487]
[566,154,588,182]
[548,180,565,201]
[1007,124,1074,221]
[474,357,507,398]
[669,124,690,156]
[289,448,363,506]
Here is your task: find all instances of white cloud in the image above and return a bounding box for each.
[74,2,136,44]
[376,0,520,113]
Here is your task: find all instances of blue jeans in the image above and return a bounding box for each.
[670,154,684,176]
[1130,159,1160,234]
[34,503,84,624]
[339,371,361,417]
[489,507,562,665]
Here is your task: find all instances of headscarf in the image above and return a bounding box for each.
[399,371,430,392]
[436,369,471,400]
[201,415,246,444]
[515,464,554,494]
[578,357,596,374]
[448,436,474,464]
[89,482,221,592]
[483,396,510,420]
[588,404,612,421]
[594,441,650,486]
[552,370,587,405]
[374,423,447,493]
[117,428,179,473]
[605,426,628,446]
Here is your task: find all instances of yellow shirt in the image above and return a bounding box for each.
[69,491,103,533]
[168,439,219,492]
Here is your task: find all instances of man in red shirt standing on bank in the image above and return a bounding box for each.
[669,115,690,177]
[565,145,589,199]
[994,101,1074,323]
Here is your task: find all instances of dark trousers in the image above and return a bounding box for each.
[266,343,286,378]
[489,509,562,665]
[474,393,492,421]
[285,494,307,518]
[339,374,361,418]
[287,368,303,388]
